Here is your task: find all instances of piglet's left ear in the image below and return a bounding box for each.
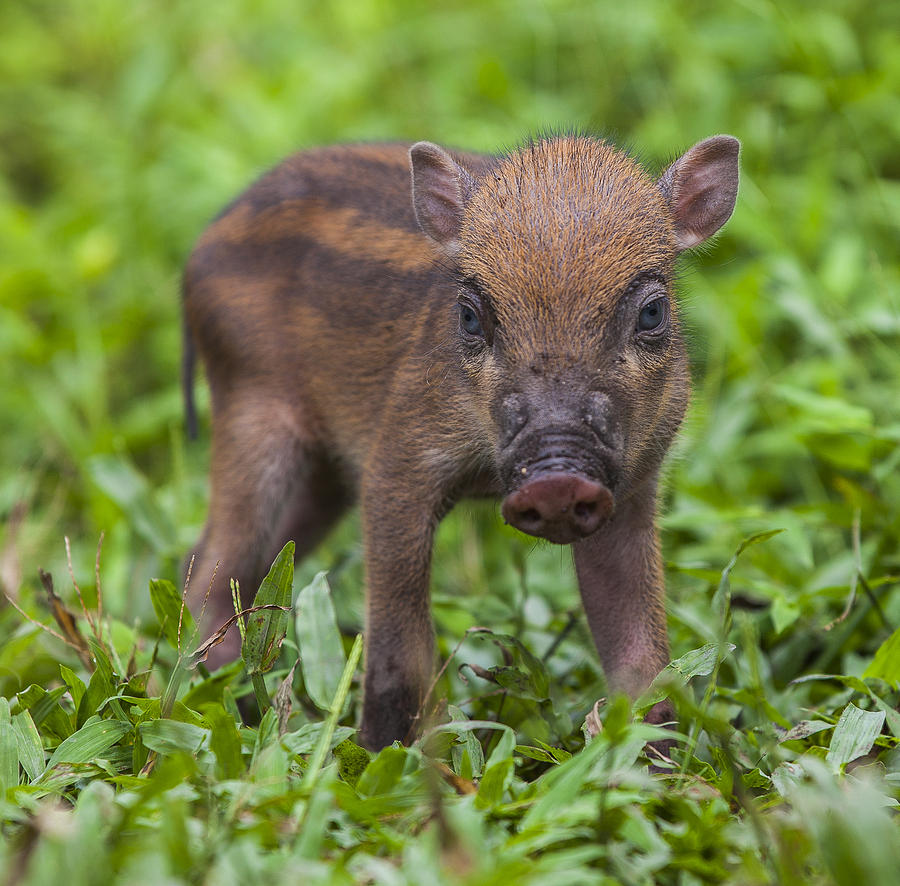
[659,135,740,251]
[410,141,470,255]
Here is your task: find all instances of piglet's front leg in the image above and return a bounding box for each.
[573,482,675,739]
[358,478,439,751]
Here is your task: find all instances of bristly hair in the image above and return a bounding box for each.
[493,125,646,171]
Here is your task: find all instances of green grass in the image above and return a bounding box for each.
[2,0,899,883]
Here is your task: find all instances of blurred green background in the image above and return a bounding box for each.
[1,0,898,705]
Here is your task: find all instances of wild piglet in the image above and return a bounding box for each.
[182,133,740,749]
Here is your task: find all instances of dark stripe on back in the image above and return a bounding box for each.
[215,143,494,232]
[189,230,450,329]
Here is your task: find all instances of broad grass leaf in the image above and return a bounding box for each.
[72,782,118,860]
[825,703,885,770]
[615,813,672,878]
[250,737,290,793]
[487,666,546,700]
[790,674,900,737]
[13,685,72,739]
[77,637,116,727]
[452,742,477,780]
[519,733,610,831]
[424,720,515,749]
[251,708,279,768]
[179,660,244,709]
[132,727,148,775]
[12,710,44,782]
[668,643,734,679]
[295,766,337,860]
[338,778,436,821]
[0,699,19,791]
[771,596,801,634]
[46,717,131,768]
[59,664,86,713]
[535,740,572,763]
[282,723,356,756]
[357,745,408,796]
[485,722,516,767]
[863,624,900,685]
[149,578,196,652]
[295,571,346,711]
[515,745,562,764]
[448,705,484,779]
[475,757,513,809]
[476,725,515,809]
[202,703,244,779]
[118,695,206,727]
[161,648,191,722]
[779,720,832,742]
[771,761,805,798]
[636,642,736,713]
[248,708,290,792]
[864,691,900,741]
[466,630,551,701]
[243,541,294,675]
[139,719,208,756]
[222,686,241,724]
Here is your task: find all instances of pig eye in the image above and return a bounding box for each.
[459,303,485,338]
[636,297,668,334]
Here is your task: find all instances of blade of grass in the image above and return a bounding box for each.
[0,699,19,791]
[301,632,363,794]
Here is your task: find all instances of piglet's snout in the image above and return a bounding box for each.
[501,473,613,544]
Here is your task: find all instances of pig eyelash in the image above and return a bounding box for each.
[624,271,667,296]
[455,275,488,301]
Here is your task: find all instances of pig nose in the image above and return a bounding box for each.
[501,474,613,544]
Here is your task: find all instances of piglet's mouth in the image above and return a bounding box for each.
[501,472,614,544]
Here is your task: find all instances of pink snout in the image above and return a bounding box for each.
[501,473,614,544]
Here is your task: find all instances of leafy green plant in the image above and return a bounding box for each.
[2,542,900,884]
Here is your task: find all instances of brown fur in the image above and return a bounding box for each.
[183,134,739,749]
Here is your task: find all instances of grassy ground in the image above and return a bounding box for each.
[1,0,899,883]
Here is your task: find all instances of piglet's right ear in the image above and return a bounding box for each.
[410,142,469,254]
[659,135,740,251]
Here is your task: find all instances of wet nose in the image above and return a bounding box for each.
[501,473,613,544]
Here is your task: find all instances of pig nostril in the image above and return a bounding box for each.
[574,501,596,521]
[521,508,542,525]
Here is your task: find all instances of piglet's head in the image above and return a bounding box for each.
[411,134,739,544]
